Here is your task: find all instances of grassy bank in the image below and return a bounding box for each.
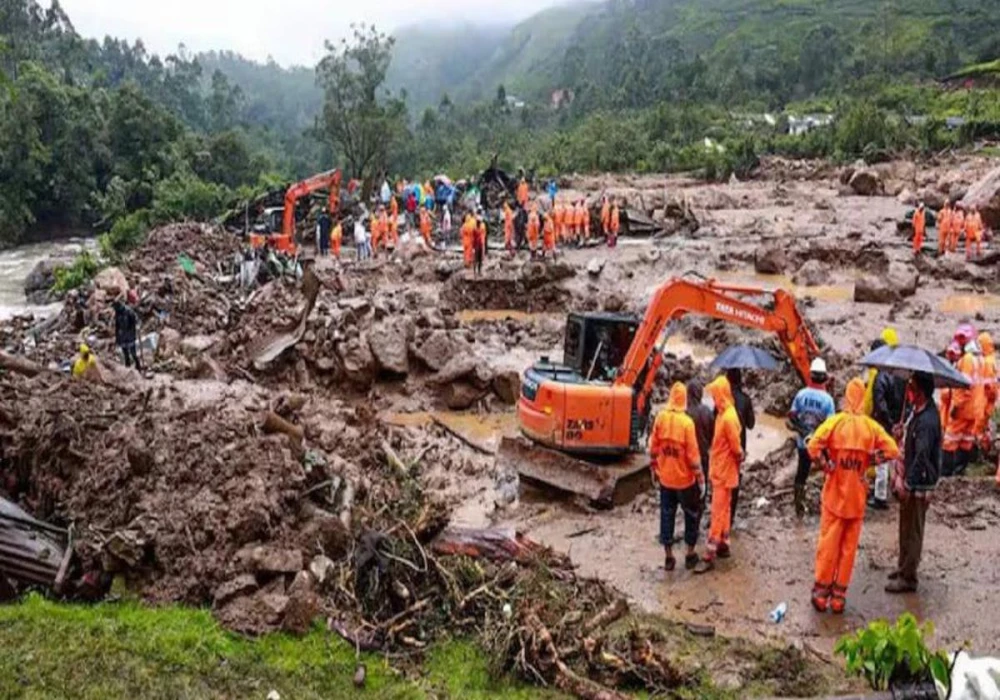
[0,594,561,700]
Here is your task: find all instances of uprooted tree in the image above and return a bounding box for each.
[316,24,407,199]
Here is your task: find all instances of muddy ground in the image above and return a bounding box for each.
[2,154,1000,692]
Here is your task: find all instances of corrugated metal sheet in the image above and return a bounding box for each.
[0,497,68,589]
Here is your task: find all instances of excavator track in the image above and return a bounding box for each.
[497,436,652,509]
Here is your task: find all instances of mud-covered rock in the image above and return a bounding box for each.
[586,259,605,277]
[180,334,220,357]
[849,169,882,196]
[369,317,413,376]
[961,165,1000,229]
[443,381,486,410]
[94,266,129,296]
[918,187,946,211]
[792,260,830,287]
[338,333,376,386]
[412,330,470,371]
[247,546,304,575]
[283,571,321,635]
[23,258,64,297]
[754,245,788,275]
[854,263,918,303]
[492,370,522,405]
[213,574,259,607]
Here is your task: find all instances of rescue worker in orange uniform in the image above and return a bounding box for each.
[371,207,386,253]
[461,214,475,268]
[950,205,965,254]
[553,200,565,242]
[937,201,952,256]
[966,205,983,260]
[912,203,926,255]
[695,375,743,574]
[978,331,997,451]
[503,201,515,255]
[609,199,621,248]
[942,326,986,476]
[517,177,529,209]
[389,196,399,247]
[542,211,556,258]
[419,207,432,247]
[650,382,704,571]
[807,378,899,614]
[331,219,343,260]
[600,196,611,239]
[526,203,540,257]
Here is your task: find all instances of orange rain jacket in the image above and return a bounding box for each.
[944,351,986,450]
[542,213,556,251]
[706,376,743,489]
[419,209,432,245]
[461,216,475,266]
[938,205,952,253]
[610,205,621,234]
[600,200,611,233]
[516,179,529,207]
[527,210,540,249]
[503,203,514,247]
[649,383,702,490]
[979,332,997,426]
[808,379,900,520]
[912,208,926,252]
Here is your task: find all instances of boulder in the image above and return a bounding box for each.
[443,381,486,410]
[368,317,413,376]
[854,263,918,304]
[416,307,446,329]
[213,574,259,607]
[411,330,470,372]
[896,188,916,206]
[961,165,1000,229]
[918,188,946,211]
[586,259,605,277]
[180,334,220,357]
[792,260,830,287]
[282,571,321,635]
[491,370,521,405]
[248,546,303,575]
[158,328,182,359]
[754,245,788,275]
[94,266,128,296]
[337,334,376,386]
[428,356,477,386]
[192,356,227,382]
[23,258,63,296]
[849,169,882,196]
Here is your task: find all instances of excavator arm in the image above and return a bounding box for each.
[280,169,343,238]
[617,278,820,416]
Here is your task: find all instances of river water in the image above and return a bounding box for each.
[0,239,94,321]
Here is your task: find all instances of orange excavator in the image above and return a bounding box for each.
[250,169,342,255]
[498,277,820,506]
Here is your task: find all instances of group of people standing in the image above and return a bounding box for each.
[649,322,991,614]
[912,200,988,259]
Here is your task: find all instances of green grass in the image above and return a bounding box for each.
[0,594,562,700]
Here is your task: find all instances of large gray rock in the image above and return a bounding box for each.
[792,260,830,287]
[854,263,918,304]
[180,334,220,357]
[248,546,303,575]
[94,266,128,296]
[492,371,522,405]
[411,330,471,372]
[754,245,788,275]
[961,165,1000,230]
[23,258,63,296]
[368,317,413,375]
[849,169,882,196]
[443,381,486,410]
[338,334,376,386]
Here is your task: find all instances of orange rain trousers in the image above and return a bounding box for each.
[912,209,925,254]
[708,487,732,555]
[815,508,863,591]
[938,210,951,255]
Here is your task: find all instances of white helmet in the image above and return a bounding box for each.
[810,358,828,376]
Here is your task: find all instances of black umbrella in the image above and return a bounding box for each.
[859,344,971,389]
[709,345,779,372]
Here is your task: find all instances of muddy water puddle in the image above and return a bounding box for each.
[938,293,1000,315]
[456,309,539,323]
[381,410,518,453]
[747,414,793,464]
[715,271,855,303]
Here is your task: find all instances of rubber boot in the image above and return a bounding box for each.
[811,584,831,613]
[830,586,847,615]
[794,485,806,518]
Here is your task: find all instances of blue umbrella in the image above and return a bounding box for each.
[859,344,970,389]
[709,345,779,372]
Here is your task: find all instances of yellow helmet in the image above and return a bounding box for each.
[880,328,899,348]
[79,343,90,355]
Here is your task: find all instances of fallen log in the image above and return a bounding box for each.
[431,527,548,564]
[262,411,304,445]
[0,351,55,378]
[583,598,629,634]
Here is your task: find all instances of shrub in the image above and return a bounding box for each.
[835,614,951,693]
[53,250,101,293]
[99,209,152,261]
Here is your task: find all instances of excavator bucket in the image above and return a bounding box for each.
[497,436,652,508]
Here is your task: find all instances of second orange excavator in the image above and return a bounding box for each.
[250,169,342,255]
[498,277,821,506]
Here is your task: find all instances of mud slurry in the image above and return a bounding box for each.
[2,154,1000,695]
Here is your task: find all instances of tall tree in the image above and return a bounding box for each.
[316,24,406,189]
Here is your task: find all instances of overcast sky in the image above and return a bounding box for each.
[58,0,572,67]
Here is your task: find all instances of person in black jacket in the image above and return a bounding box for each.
[686,380,714,484]
[725,369,756,523]
[886,372,940,594]
[113,298,141,370]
